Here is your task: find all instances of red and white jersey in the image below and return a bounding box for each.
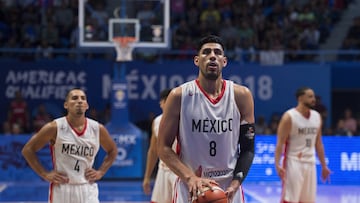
[154,114,177,170]
[285,108,321,163]
[178,79,241,182]
[52,117,100,184]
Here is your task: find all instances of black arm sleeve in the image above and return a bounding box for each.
[232,123,255,185]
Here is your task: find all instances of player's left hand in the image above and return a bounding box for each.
[85,168,103,182]
[321,166,332,183]
[224,179,240,202]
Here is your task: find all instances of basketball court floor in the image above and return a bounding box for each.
[0,180,359,203]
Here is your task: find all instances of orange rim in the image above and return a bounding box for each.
[113,36,136,47]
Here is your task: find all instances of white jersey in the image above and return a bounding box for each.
[285,108,321,163]
[178,80,241,182]
[153,114,177,170]
[52,117,100,184]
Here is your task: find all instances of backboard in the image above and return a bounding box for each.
[78,0,170,48]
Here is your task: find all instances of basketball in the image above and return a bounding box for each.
[192,184,228,203]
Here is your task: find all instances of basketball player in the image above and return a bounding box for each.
[142,88,177,203]
[157,35,255,203]
[22,88,118,203]
[275,87,331,203]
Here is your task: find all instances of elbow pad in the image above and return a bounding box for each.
[239,123,255,152]
[233,123,255,184]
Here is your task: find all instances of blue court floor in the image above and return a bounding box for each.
[0,181,359,203]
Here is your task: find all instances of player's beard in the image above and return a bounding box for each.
[305,101,315,109]
[75,107,85,115]
[201,69,219,81]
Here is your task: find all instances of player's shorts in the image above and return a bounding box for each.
[151,167,177,203]
[172,177,244,203]
[281,158,316,203]
[49,182,99,203]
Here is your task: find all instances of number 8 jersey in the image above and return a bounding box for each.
[52,117,100,184]
[178,79,241,182]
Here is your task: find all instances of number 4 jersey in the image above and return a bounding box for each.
[178,79,241,182]
[52,117,100,184]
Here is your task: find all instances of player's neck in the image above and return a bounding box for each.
[66,115,86,127]
[296,105,311,117]
[196,78,224,95]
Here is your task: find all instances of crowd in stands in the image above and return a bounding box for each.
[0,0,359,135]
[0,0,354,62]
[338,15,360,61]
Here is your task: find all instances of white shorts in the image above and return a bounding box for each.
[172,178,244,203]
[151,167,177,203]
[49,182,99,203]
[282,158,316,203]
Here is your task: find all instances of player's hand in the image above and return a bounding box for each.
[85,168,103,182]
[225,179,240,202]
[45,171,69,184]
[186,176,218,202]
[275,165,286,181]
[142,178,151,195]
[321,166,332,183]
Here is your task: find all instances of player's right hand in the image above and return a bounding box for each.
[142,178,151,195]
[45,171,69,184]
[275,165,286,181]
[186,176,218,202]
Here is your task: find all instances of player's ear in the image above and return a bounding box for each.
[194,56,199,66]
[223,57,227,67]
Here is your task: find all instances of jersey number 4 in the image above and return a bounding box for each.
[74,160,80,172]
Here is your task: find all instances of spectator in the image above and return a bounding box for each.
[36,39,54,59]
[11,123,23,135]
[255,115,269,135]
[343,108,357,135]
[137,2,156,41]
[172,19,192,49]
[40,20,59,47]
[219,18,238,44]
[7,90,30,133]
[259,39,284,66]
[32,103,52,132]
[199,2,221,26]
[2,121,12,135]
[334,119,351,136]
[300,23,320,50]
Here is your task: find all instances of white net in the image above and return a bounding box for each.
[113,37,136,62]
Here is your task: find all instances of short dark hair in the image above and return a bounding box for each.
[197,35,225,53]
[159,88,172,101]
[295,87,311,99]
[65,88,85,101]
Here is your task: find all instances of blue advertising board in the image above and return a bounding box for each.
[1,135,359,185]
[247,135,360,185]
[0,60,331,127]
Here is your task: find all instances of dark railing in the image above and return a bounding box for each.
[1,48,360,64]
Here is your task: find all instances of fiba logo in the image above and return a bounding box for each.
[115,90,125,101]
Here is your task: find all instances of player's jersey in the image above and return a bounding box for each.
[178,79,241,182]
[285,108,321,163]
[52,117,100,184]
[153,114,177,170]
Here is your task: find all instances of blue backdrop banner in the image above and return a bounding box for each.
[0,60,331,127]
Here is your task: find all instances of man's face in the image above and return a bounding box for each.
[64,90,89,115]
[302,89,316,109]
[194,43,227,80]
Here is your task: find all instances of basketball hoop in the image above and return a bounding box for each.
[113,36,137,62]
